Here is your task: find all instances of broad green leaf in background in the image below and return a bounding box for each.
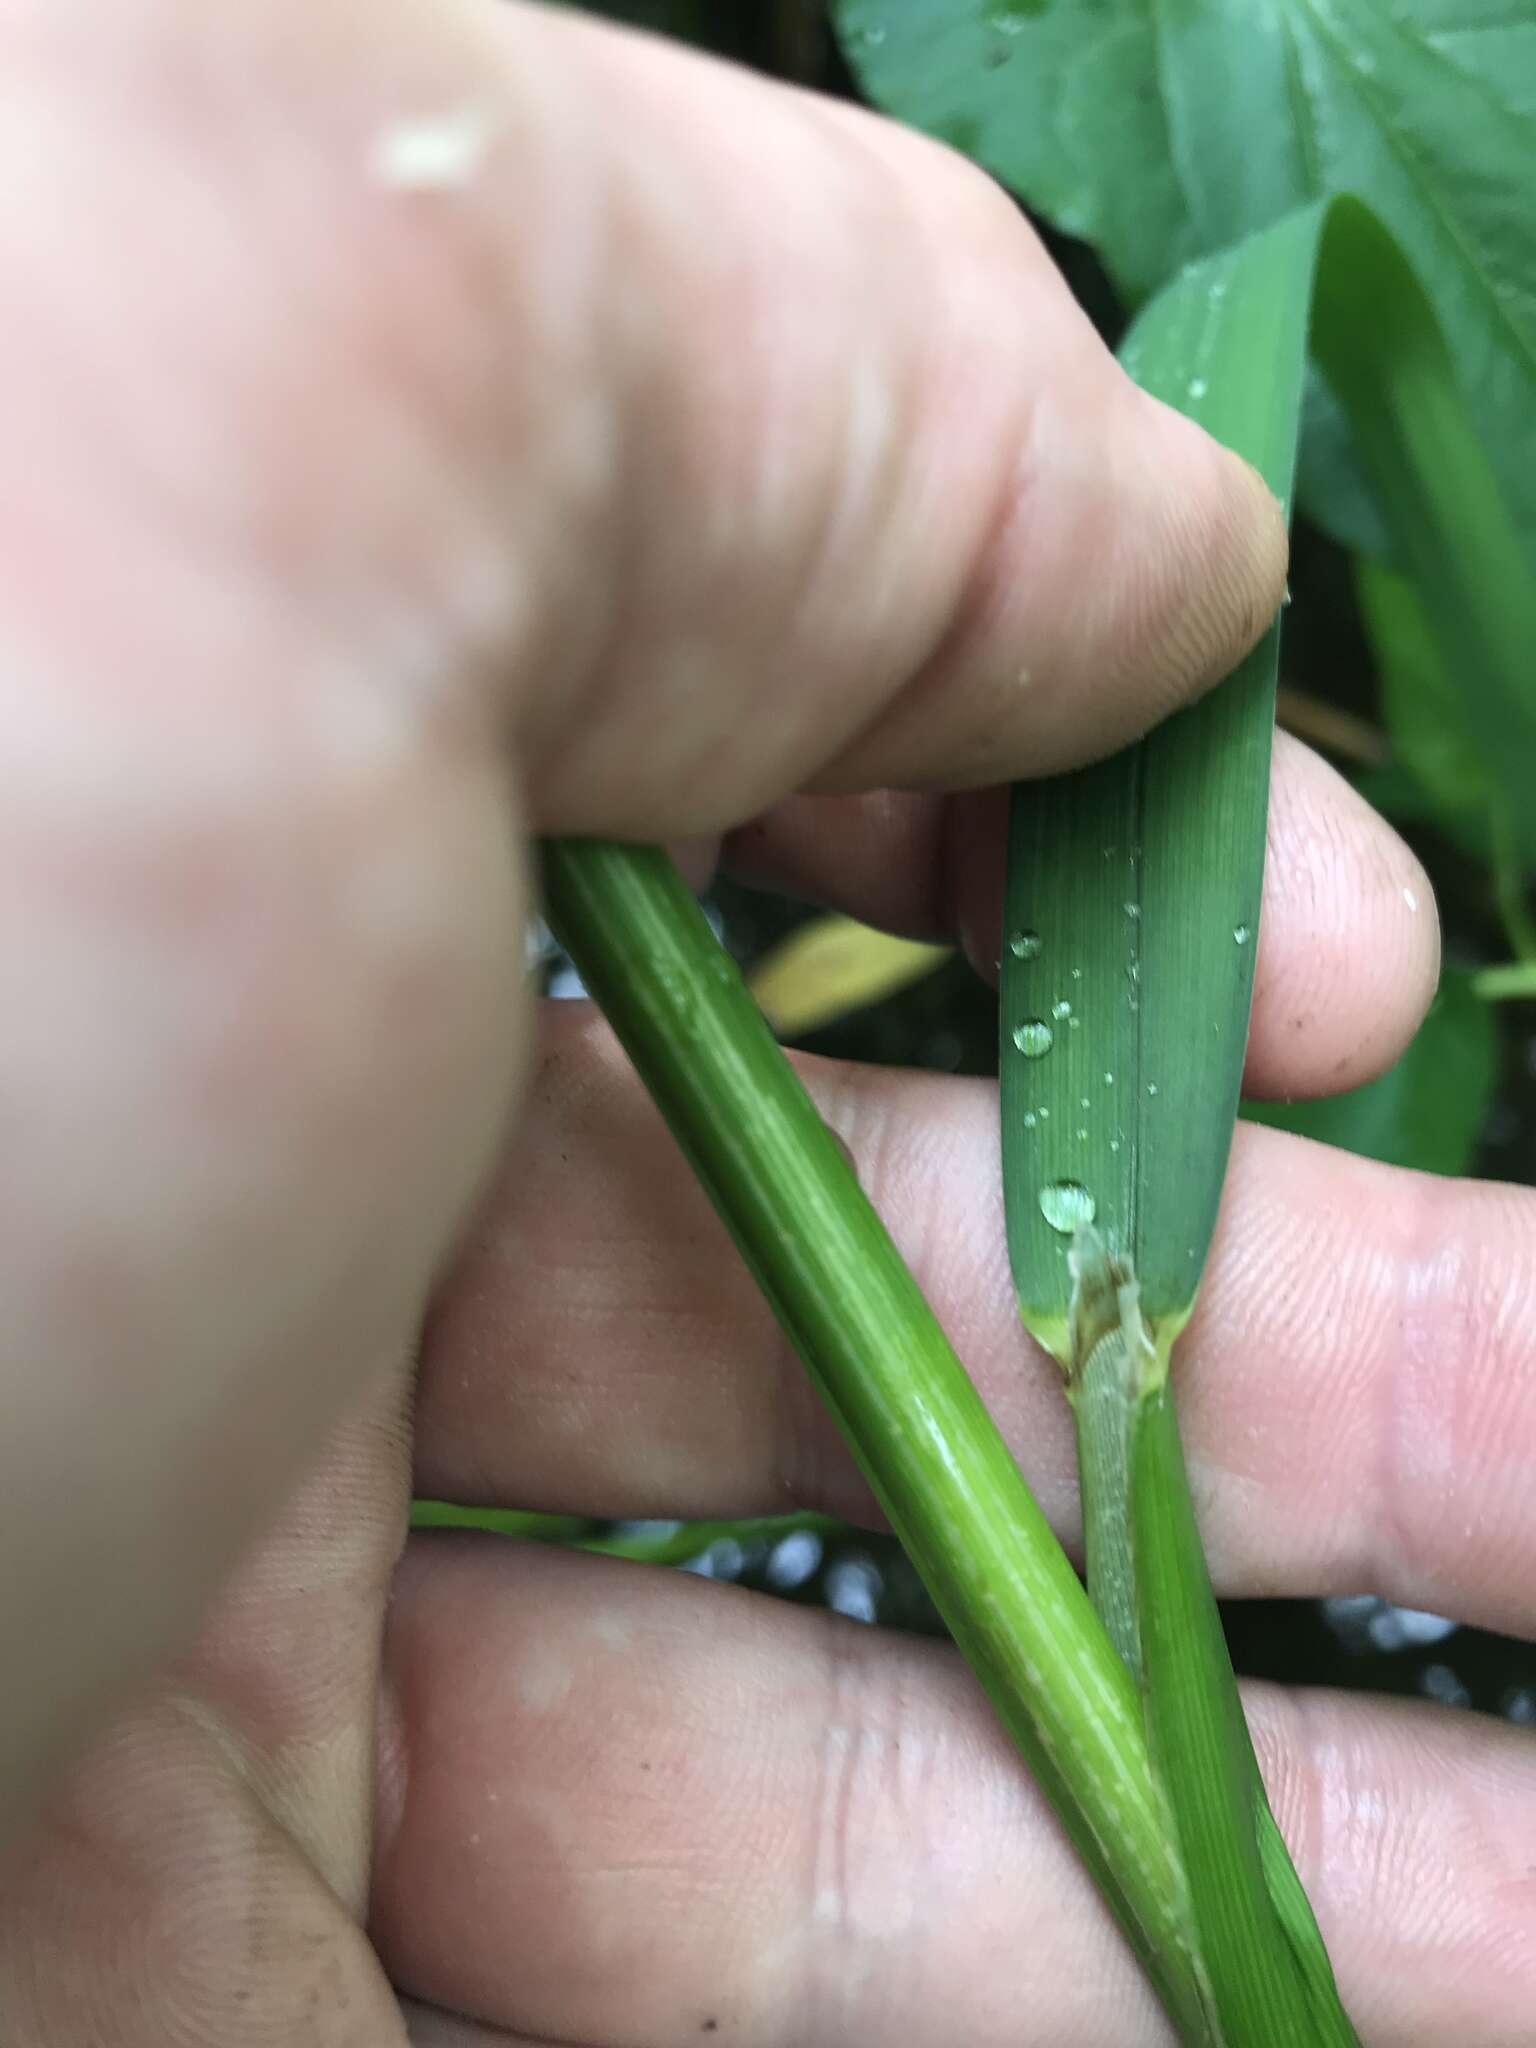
[1356,559,1535,950]
[1244,971,1498,1175]
[836,1,1536,562]
[1358,558,1492,843]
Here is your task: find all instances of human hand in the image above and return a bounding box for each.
[4,1,1527,2042]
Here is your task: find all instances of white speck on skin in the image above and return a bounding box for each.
[587,1609,635,1652]
[515,1645,575,1715]
[1403,886,1419,912]
[371,107,497,191]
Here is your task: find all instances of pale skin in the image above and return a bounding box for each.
[2,0,1532,2041]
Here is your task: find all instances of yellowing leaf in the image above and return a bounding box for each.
[749,916,950,1037]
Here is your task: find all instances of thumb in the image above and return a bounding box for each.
[464,8,1289,831]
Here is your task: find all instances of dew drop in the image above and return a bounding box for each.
[1039,1179,1096,1235]
[1076,1126,1089,1141]
[1187,376,1208,400]
[1013,1018,1053,1058]
[1233,923,1251,946]
[1070,966,1083,981]
[1022,1110,1038,1130]
[1052,998,1073,1021]
[1123,901,1142,920]
[1008,929,1042,960]
[1079,1096,1091,1110]
[1146,1082,1160,1098]
[1103,1071,1115,1086]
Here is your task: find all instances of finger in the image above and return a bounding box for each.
[724,732,1439,1096]
[0,1367,417,2045]
[176,0,1283,833]
[374,1538,1536,2047]
[416,1011,1536,1637]
[515,10,1286,825]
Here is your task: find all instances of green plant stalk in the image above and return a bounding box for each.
[409,1503,847,1567]
[1060,1230,1357,2045]
[540,837,1214,2038]
[1491,810,1536,965]
[1130,1377,1358,2046]
[1474,961,1536,1003]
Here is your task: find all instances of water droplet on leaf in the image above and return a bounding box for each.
[1039,1180,1096,1234]
[1013,1018,1053,1058]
